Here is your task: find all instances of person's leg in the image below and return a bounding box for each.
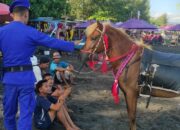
[65,71,76,85]
[57,107,74,130]
[3,84,18,130]
[17,85,35,130]
[62,105,80,130]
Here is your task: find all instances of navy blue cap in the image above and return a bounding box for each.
[10,0,30,13]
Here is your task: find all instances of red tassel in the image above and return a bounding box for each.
[111,80,120,104]
[87,61,97,70]
[103,34,109,49]
[101,60,108,73]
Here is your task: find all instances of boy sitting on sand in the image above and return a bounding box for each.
[34,80,79,130]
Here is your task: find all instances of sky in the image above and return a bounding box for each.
[150,0,180,24]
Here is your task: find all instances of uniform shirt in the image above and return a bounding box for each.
[50,61,69,75]
[0,21,74,84]
[34,95,57,127]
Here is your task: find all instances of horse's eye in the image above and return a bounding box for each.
[91,37,96,41]
[91,35,100,41]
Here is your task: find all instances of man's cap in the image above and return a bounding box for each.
[10,0,30,13]
[39,56,50,64]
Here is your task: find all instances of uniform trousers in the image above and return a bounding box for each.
[3,84,35,130]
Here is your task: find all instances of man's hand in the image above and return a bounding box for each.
[74,40,80,45]
[58,95,65,103]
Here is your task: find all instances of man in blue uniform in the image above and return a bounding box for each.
[0,0,77,130]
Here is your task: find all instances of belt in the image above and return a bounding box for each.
[3,65,33,72]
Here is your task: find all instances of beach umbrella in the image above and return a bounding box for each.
[0,3,12,24]
[119,18,157,30]
[168,24,180,31]
[0,3,10,15]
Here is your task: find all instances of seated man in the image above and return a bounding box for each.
[50,51,76,85]
[34,80,80,130]
[43,73,71,98]
[43,73,73,113]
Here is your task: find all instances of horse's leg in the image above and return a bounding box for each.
[123,85,139,130]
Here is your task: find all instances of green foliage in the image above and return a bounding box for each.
[2,0,151,22]
[2,0,67,19]
[1,0,11,4]
[150,14,168,26]
[88,11,116,21]
[30,0,67,19]
[68,0,150,22]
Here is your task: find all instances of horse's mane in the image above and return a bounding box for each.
[85,22,132,41]
[86,22,151,50]
[85,23,98,37]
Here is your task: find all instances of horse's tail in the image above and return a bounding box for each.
[136,39,152,50]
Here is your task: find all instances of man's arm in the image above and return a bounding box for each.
[56,67,66,72]
[32,28,75,52]
[50,95,65,111]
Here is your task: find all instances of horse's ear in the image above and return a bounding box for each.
[97,21,103,30]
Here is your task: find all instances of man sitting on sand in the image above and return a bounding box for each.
[43,73,71,98]
[50,51,76,85]
[34,80,80,130]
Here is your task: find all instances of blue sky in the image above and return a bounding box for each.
[150,0,180,24]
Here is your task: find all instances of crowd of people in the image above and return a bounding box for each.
[31,51,78,129]
[126,30,180,46]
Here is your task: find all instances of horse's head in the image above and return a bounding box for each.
[79,22,107,71]
[82,21,105,53]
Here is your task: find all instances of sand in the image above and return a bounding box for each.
[0,55,179,130]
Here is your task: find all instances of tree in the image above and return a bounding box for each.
[30,0,67,19]
[150,13,168,26]
[2,0,67,19]
[1,0,11,4]
[2,0,151,22]
[68,0,150,22]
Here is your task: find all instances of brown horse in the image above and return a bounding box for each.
[79,21,179,130]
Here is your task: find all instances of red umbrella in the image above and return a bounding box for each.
[0,3,10,15]
[0,3,12,24]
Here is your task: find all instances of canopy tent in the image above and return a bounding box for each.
[75,20,119,29]
[75,20,96,29]
[160,25,173,30]
[119,18,157,30]
[114,22,123,28]
[0,3,12,24]
[167,24,180,31]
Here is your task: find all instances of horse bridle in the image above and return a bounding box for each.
[81,24,109,60]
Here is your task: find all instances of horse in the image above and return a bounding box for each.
[79,21,180,130]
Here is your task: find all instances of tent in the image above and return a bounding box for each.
[119,18,157,30]
[168,24,180,31]
[114,22,123,28]
[160,25,173,30]
[75,20,96,29]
